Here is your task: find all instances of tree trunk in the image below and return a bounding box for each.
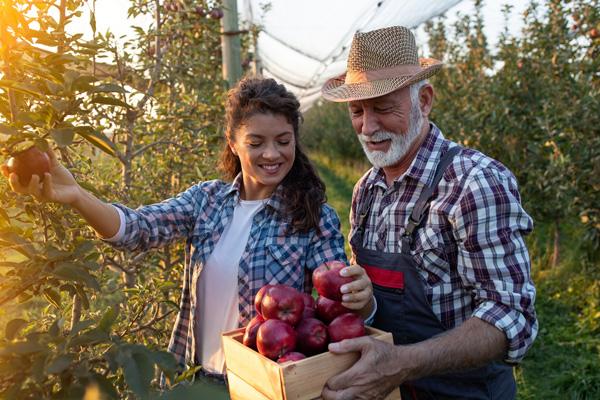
[551,219,560,268]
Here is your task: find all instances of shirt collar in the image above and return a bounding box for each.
[225,173,285,214]
[363,123,447,190]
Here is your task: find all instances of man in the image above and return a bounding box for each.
[319,26,537,400]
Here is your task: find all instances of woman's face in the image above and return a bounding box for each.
[229,112,296,200]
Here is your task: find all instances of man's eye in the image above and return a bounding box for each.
[350,109,362,116]
[375,107,391,113]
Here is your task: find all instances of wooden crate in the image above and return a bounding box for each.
[222,326,401,400]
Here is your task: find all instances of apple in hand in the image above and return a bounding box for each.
[242,314,265,350]
[277,351,306,363]
[254,284,274,316]
[260,284,304,326]
[296,317,329,355]
[327,313,365,343]
[312,260,353,302]
[316,296,352,323]
[4,146,50,186]
[257,319,297,360]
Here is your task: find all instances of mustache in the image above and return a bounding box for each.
[358,131,396,142]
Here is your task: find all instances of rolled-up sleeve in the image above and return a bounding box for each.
[452,167,538,363]
[105,183,205,252]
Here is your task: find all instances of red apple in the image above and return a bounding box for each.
[254,284,273,316]
[312,260,352,301]
[5,146,50,186]
[194,6,207,17]
[296,317,329,355]
[327,313,365,343]
[277,351,306,363]
[316,296,352,323]
[301,292,315,309]
[260,284,304,326]
[242,314,265,350]
[209,7,224,19]
[301,292,316,319]
[256,319,297,360]
[302,306,316,320]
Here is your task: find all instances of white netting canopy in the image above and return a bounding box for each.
[238,0,463,109]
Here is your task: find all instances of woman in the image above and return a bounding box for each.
[3,77,374,379]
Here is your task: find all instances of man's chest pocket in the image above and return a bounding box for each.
[412,226,451,285]
[265,243,304,288]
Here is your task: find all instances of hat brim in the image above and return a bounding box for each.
[321,58,443,102]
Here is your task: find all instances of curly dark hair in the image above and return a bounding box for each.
[220,76,326,234]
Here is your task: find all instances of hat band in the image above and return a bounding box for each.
[345,64,422,84]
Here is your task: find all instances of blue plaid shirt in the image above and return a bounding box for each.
[109,174,347,367]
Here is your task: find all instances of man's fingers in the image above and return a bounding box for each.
[328,336,370,354]
[342,264,365,278]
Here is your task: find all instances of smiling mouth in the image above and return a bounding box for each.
[260,163,282,172]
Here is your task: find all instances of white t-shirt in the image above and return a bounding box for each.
[194,198,266,374]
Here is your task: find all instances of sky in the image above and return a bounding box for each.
[67,0,532,108]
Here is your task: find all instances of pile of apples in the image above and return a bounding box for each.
[242,260,366,363]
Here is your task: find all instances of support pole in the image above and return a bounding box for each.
[221,0,243,87]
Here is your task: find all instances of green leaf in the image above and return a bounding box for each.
[73,240,95,258]
[91,96,132,109]
[46,354,73,374]
[0,208,10,224]
[72,75,98,92]
[0,124,18,135]
[118,346,153,398]
[0,80,43,98]
[43,288,62,309]
[0,341,45,355]
[74,126,117,157]
[69,328,109,347]
[151,351,178,380]
[49,128,75,147]
[91,83,128,94]
[69,319,95,337]
[98,305,119,333]
[0,229,36,259]
[5,319,28,340]
[52,262,100,291]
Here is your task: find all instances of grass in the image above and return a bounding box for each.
[309,150,600,399]
[310,151,370,256]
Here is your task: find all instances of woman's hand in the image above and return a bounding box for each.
[339,264,374,315]
[2,148,82,205]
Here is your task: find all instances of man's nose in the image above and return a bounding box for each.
[361,110,379,136]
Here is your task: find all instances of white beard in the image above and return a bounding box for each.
[357,104,424,168]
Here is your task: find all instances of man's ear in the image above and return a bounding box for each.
[419,84,434,118]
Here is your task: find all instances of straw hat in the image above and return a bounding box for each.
[321,26,443,102]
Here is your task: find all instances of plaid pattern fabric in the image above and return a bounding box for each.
[109,174,347,368]
[349,124,537,363]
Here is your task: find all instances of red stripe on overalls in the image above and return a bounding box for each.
[363,264,404,289]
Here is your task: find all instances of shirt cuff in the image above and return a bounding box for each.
[364,295,378,326]
[101,205,126,243]
[472,300,537,363]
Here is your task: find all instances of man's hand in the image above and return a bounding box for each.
[321,336,409,400]
[339,264,373,313]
